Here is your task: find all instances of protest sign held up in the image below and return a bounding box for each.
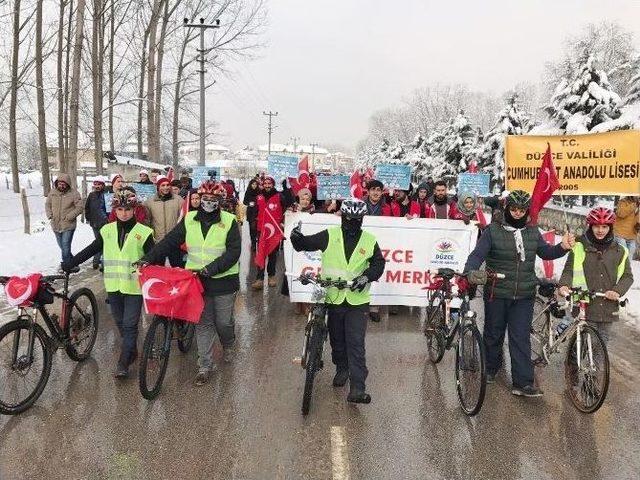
[316,174,351,200]
[375,164,412,190]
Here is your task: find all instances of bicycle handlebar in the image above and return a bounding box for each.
[286,272,354,289]
[426,269,505,280]
[565,286,627,306]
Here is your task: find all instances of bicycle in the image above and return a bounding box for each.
[0,272,98,415]
[531,284,622,413]
[423,268,503,415]
[290,272,352,416]
[138,314,196,400]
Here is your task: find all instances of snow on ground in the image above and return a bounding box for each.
[0,172,94,276]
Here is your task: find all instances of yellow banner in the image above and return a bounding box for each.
[505,131,640,195]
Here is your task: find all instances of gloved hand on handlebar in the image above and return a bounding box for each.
[132,260,150,270]
[467,270,487,285]
[350,275,369,292]
[290,225,304,243]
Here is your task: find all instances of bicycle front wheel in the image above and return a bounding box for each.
[455,324,486,416]
[425,300,446,364]
[64,287,99,361]
[139,316,172,400]
[0,319,53,415]
[302,325,324,415]
[565,324,609,414]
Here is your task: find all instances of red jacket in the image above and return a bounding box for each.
[382,200,420,217]
[424,200,459,219]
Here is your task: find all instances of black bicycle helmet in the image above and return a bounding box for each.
[505,190,531,209]
[340,198,367,219]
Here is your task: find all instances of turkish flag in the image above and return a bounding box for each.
[529,143,560,225]
[350,170,363,199]
[166,166,175,182]
[468,160,478,173]
[255,207,284,269]
[4,274,42,307]
[289,155,311,196]
[541,230,556,279]
[138,265,204,323]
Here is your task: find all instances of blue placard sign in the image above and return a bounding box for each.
[375,164,411,190]
[317,174,351,200]
[457,173,491,197]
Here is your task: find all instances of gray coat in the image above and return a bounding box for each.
[559,236,634,323]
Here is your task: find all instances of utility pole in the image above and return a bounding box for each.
[310,142,319,170]
[184,17,220,166]
[263,111,278,155]
[290,136,299,154]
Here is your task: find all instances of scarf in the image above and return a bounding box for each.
[502,224,526,262]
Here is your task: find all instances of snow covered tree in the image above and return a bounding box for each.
[426,111,476,181]
[477,94,529,187]
[544,53,621,133]
[624,57,640,106]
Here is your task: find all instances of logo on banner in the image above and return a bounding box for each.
[431,238,459,266]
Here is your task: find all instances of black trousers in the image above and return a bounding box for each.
[483,297,535,388]
[256,249,278,279]
[328,304,369,391]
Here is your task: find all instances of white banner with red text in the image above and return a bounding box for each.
[283,212,479,306]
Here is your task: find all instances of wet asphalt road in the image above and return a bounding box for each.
[1,228,640,480]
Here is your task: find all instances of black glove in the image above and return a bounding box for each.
[200,264,218,278]
[467,270,487,285]
[350,275,369,292]
[132,260,150,270]
[290,225,303,242]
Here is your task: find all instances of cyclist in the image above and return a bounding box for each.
[290,198,385,404]
[62,191,155,378]
[558,207,633,343]
[140,181,241,386]
[464,190,574,397]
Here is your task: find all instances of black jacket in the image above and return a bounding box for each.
[142,210,241,296]
[85,190,108,229]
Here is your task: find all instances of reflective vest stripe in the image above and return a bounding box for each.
[572,241,628,301]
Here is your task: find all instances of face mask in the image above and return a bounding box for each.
[201,199,220,213]
[342,216,363,235]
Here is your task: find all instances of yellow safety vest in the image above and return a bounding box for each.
[321,227,377,305]
[101,222,153,294]
[184,210,239,278]
[571,241,628,301]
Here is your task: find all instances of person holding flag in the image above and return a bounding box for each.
[464,190,575,397]
[528,143,561,225]
[290,199,385,404]
[140,181,241,386]
[252,176,293,290]
[61,192,155,378]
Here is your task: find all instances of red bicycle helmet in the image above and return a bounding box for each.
[197,180,224,196]
[586,207,616,225]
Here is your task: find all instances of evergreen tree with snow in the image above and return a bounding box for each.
[478,94,528,186]
[427,110,476,180]
[544,53,621,133]
[623,56,640,106]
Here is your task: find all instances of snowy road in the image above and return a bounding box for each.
[1,228,639,480]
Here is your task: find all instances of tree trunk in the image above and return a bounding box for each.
[68,0,87,188]
[154,0,170,163]
[64,0,74,163]
[92,0,104,174]
[146,0,162,162]
[56,0,66,174]
[172,30,190,168]
[137,28,149,158]
[107,0,115,153]
[9,0,21,193]
[36,0,51,196]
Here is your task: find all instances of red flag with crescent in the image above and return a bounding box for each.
[255,197,284,269]
[138,265,204,323]
[289,155,311,196]
[4,274,42,307]
[350,170,363,199]
[541,230,556,279]
[529,143,560,225]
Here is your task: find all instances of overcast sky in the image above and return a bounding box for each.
[208,0,640,151]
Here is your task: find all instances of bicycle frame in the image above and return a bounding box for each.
[428,280,474,349]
